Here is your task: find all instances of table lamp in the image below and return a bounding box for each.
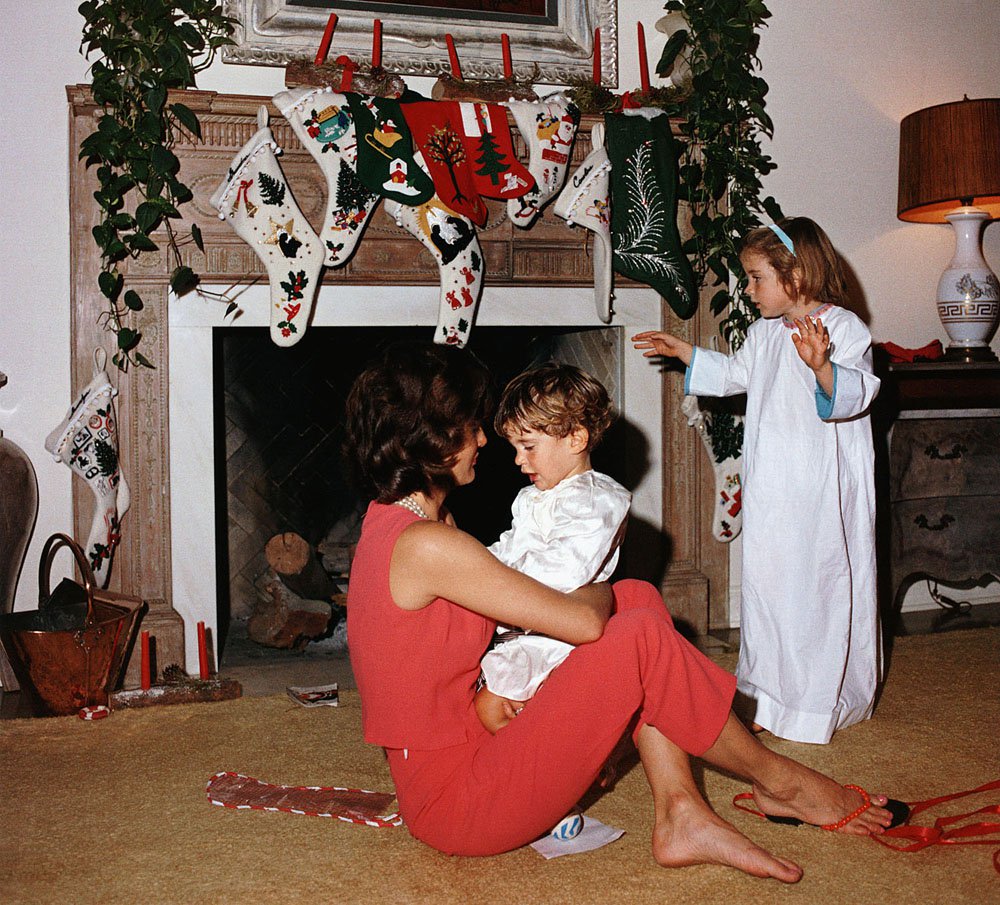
[897,96,1000,362]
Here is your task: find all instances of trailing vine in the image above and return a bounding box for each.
[78,0,235,370]
[656,0,784,348]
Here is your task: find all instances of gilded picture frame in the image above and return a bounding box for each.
[222,0,618,87]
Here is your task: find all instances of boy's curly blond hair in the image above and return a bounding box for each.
[494,363,614,452]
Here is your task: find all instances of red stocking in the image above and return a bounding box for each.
[457,102,535,202]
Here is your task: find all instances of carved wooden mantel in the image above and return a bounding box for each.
[67,85,728,642]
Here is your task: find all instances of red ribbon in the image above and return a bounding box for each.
[871,779,1000,874]
[235,179,253,209]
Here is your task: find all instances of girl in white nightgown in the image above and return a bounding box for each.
[633,217,882,744]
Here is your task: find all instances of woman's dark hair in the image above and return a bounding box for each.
[343,342,493,502]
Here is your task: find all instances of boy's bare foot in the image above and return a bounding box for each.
[752,770,894,836]
[652,795,802,883]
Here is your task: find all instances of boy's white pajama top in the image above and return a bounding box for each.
[686,305,882,743]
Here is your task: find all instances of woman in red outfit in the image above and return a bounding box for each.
[344,343,896,883]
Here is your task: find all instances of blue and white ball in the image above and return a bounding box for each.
[550,812,584,840]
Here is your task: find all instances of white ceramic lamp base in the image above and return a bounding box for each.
[937,207,999,361]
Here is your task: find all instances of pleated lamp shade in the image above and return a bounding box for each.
[897,97,1000,223]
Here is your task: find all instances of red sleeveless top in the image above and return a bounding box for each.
[347,502,496,750]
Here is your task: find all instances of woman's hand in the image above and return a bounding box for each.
[791,316,834,395]
[632,330,694,366]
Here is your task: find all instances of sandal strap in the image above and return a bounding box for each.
[821,784,871,831]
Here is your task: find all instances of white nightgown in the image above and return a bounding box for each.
[686,304,882,743]
[481,470,631,701]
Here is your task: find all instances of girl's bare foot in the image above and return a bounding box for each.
[752,771,894,836]
[652,795,803,883]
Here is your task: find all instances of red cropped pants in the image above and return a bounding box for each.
[385,579,737,855]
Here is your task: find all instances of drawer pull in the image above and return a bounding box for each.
[913,513,955,531]
[923,443,967,461]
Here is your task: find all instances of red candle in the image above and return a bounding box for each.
[445,33,463,80]
[140,630,151,690]
[501,33,512,79]
[638,21,650,93]
[593,27,601,85]
[372,19,382,68]
[197,621,209,680]
[315,12,338,66]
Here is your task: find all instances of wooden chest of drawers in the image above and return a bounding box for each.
[879,363,1000,612]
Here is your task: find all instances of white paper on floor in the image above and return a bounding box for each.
[529,816,625,859]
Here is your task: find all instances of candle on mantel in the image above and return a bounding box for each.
[445,33,463,80]
[637,21,650,93]
[197,621,209,680]
[140,630,151,691]
[592,27,601,85]
[372,18,382,68]
[315,12,338,66]
[501,33,512,79]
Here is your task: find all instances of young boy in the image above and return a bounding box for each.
[475,363,631,734]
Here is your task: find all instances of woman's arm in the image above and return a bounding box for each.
[389,521,613,644]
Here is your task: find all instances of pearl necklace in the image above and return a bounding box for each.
[394,495,430,520]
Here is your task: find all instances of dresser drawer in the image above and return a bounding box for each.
[891,496,1000,581]
[889,417,1000,501]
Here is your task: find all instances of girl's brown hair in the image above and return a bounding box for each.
[343,342,493,502]
[741,216,848,306]
[494,363,613,452]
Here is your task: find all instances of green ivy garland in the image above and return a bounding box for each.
[78,0,235,370]
[656,0,784,348]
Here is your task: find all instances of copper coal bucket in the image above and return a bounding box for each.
[0,533,146,716]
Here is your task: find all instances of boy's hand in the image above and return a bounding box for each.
[631,330,694,366]
[791,316,834,395]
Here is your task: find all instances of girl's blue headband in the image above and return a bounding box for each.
[768,223,796,256]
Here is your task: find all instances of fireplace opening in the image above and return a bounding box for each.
[213,324,627,663]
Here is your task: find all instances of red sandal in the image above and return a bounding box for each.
[733,784,910,831]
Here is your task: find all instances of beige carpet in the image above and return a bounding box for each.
[2,629,997,905]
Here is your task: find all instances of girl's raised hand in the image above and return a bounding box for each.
[791,316,831,372]
[631,330,694,366]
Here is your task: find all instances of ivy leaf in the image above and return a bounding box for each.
[123,289,144,311]
[128,233,159,252]
[656,29,688,77]
[117,327,140,351]
[170,265,199,296]
[135,201,162,233]
[191,222,204,252]
[98,269,122,301]
[134,350,156,370]
[170,102,201,138]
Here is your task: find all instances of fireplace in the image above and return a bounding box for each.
[67,87,729,674]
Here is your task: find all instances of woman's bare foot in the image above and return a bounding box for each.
[752,769,894,836]
[652,794,802,883]
[750,722,766,734]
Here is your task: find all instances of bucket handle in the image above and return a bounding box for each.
[37,533,96,621]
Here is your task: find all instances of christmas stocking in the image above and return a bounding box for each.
[506,96,580,229]
[553,122,614,322]
[44,349,130,586]
[457,102,535,203]
[400,100,488,225]
[385,193,484,347]
[210,106,326,346]
[346,94,436,206]
[604,110,698,318]
[681,395,744,541]
[274,86,380,268]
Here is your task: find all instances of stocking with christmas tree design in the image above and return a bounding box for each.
[458,102,534,203]
[681,395,744,541]
[604,110,697,318]
[385,193,484,347]
[274,86,380,267]
[506,96,580,229]
[347,94,436,206]
[44,349,130,587]
[401,100,488,225]
[210,106,326,346]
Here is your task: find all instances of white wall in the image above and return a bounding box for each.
[1,2,998,621]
